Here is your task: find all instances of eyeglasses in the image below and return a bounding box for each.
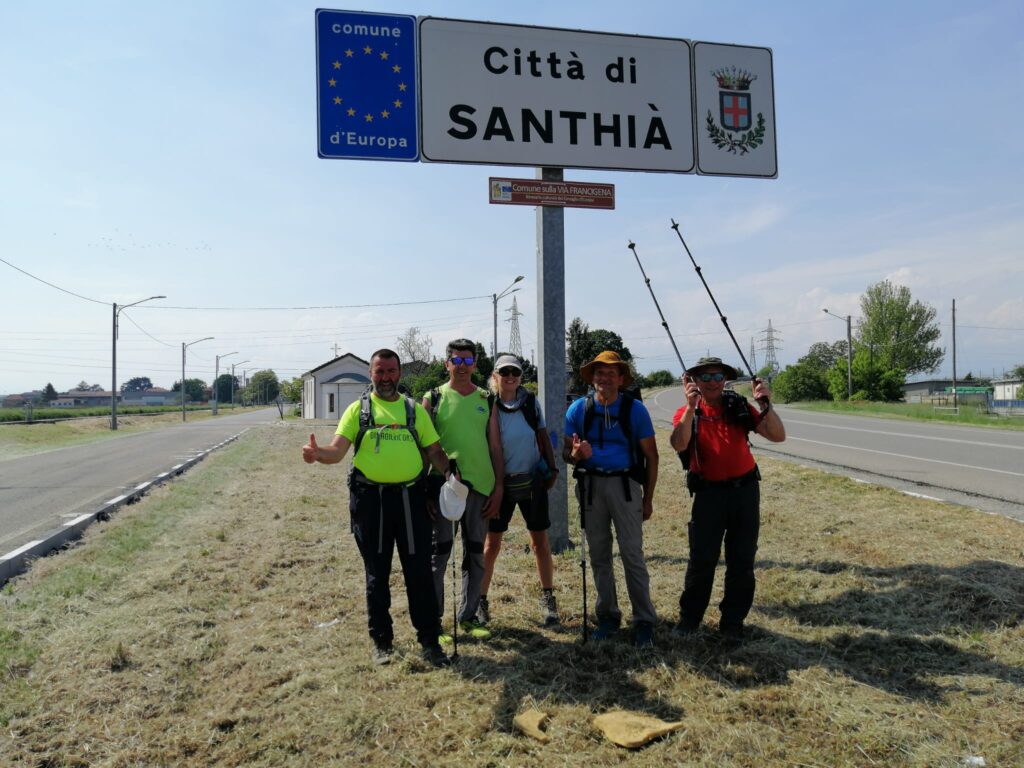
[497,367,521,377]
[698,372,726,382]
[449,355,475,366]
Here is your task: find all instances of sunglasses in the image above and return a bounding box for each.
[449,355,475,366]
[698,372,726,382]
[497,367,521,377]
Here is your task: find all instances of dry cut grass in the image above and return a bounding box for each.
[1,422,1022,767]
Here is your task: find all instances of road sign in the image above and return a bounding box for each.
[419,18,694,173]
[315,9,418,161]
[693,42,777,178]
[489,177,615,209]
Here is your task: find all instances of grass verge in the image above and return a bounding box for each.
[790,400,1024,430]
[1,423,1021,766]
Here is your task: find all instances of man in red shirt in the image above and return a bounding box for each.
[670,357,786,640]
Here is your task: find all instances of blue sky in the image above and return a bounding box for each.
[1,1,1022,395]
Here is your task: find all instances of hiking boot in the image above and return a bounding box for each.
[539,592,559,626]
[371,644,393,666]
[671,619,700,638]
[634,621,655,649]
[591,618,619,641]
[420,644,452,668]
[476,595,491,626]
[719,622,745,642]
[459,619,492,640]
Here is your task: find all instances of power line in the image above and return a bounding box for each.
[0,256,106,305]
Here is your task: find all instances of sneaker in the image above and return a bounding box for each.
[371,644,393,666]
[591,618,619,641]
[438,632,453,645]
[420,644,452,668]
[539,592,559,626]
[671,619,700,638]
[459,619,492,640]
[634,622,655,649]
[476,596,491,626]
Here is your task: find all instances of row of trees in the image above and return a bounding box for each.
[774,280,945,402]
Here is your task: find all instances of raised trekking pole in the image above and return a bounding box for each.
[627,241,688,372]
[669,219,768,409]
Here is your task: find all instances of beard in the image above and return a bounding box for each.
[373,380,397,397]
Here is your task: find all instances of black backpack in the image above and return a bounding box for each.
[496,388,540,433]
[582,391,646,486]
[678,390,756,473]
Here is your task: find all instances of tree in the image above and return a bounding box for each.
[246,370,280,404]
[565,317,633,395]
[858,280,943,376]
[172,378,207,403]
[401,360,447,400]
[645,370,675,387]
[40,383,58,403]
[121,376,153,394]
[773,361,830,402]
[213,374,236,403]
[828,348,905,401]
[279,377,303,403]
[395,327,434,363]
[1010,364,1024,380]
[75,380,103,392]
[803,341,849,372]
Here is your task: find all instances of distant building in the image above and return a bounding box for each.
[301,353,371,420]
[992,377,1023,401]
[902,379,954,399]
[2,392,41,408]
[51,390,120,408]
[121,387,172,406]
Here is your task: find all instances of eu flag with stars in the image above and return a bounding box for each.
[316,10,418,161]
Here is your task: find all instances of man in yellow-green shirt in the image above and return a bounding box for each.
[302,349,453,668]
[424,338,505,641]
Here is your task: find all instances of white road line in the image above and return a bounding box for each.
[784,419,1024,451]
[903,491,944,501]
[1,540,43,560]
[786,436,1024,478]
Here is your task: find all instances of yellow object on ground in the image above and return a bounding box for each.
[513,709,551,743]
[592,710,684,748]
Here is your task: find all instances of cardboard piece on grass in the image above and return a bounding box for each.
[440,475,468,521]
[592,710,684,749]
[513,709,551,743]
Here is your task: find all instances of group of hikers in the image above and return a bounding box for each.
[301,338,785,668]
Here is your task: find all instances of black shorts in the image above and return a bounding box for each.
[489,475,550,533]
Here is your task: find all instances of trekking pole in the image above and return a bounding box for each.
[627,241,688,372]
[669,219,768,408]
[451,520,459,660]
[578,475,589,644]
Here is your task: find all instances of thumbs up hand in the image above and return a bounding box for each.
[302,433,319,464]
[571,432,592,462]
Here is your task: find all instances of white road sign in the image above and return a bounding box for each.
[418,18,694,173]
[693,42,777,178]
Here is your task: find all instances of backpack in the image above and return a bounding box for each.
[581,391,646,486]
[353,391,422,454]
[678,390,756,477]
[496,388,540,433]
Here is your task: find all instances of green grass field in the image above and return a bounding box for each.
[1,424,1021,766]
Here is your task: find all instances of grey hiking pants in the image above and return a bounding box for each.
[577,475,657,627]
[432,489,488,624]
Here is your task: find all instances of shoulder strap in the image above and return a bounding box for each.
[353,391,374,453]
[582,394,596,441]
[521,391,540,433]
[404,396,421,448]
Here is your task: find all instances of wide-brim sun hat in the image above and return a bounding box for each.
[580,350,635,387]
[494,354,523,373]
[685,356,739,381]
[440,474,469,521]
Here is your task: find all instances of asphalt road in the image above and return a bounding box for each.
[645,386,1024,523]
[0,409,278,556]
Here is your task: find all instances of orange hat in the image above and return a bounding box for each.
[580,350,635,387]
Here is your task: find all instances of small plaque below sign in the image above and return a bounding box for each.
[489,177,615,210]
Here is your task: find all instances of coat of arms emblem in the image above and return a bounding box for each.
[706,67,766,155]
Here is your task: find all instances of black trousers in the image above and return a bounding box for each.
[679,480,760,628]
[349,480,440,648]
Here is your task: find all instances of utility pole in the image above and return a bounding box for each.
[507,297,524,357]
[212,351,237,416]
[952,299,958,412]
[182,336,213,421]
[111,295,165,430]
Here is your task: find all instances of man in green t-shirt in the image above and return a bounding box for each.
[424,338,505,641]
[302,349,453,668]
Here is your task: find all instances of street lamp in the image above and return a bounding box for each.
[111,295,165,430]
[231,360,250,407]
[212,351,237,416]
[182,336,214,421]
[492,275,524,358]
[823,308,853,399]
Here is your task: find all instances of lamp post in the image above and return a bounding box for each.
[182,336,214,421]
[231,360,250,407]
[111,295,165,430]
[492,275,524,358]
[212,351,237,416]
[823,308,853,399]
